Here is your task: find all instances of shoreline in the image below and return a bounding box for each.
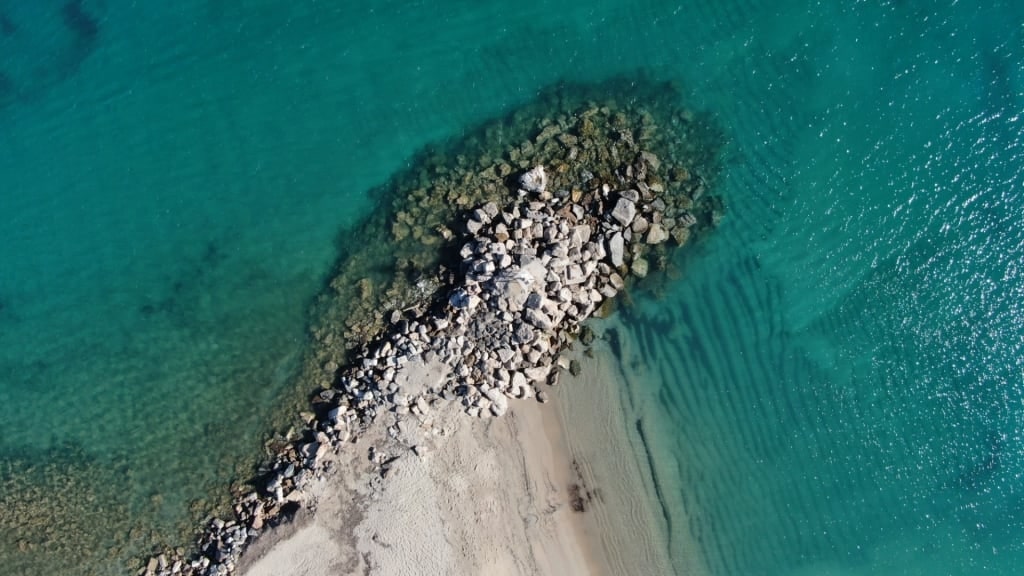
[236,359,600,575]
[557,318,711,576]
[138,80,722,576]
[237,336,698,576]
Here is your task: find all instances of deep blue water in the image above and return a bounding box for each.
[1,1,1021,575]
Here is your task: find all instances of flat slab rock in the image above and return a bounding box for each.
[610,198,636,227]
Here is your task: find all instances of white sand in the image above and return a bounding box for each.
[237,336,701,576]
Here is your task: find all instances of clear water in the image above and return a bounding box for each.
[0,1,1021,575]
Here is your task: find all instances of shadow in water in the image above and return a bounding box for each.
[954,429,1005,492]
[0,12,16,36]
[60,0,98,42]
[138,239,228,324]
[0,0,102,110]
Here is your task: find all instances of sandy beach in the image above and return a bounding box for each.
[236,331,689,576]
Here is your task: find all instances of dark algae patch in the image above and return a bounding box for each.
[0,12,16,37]
[60,0,100,42]
[126,74,725,576]
[0,0,102,109]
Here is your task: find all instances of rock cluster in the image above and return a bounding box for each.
[138,80,722,576]
[139,168,698,576]
[305,79,720,380]
[334,161,690,425]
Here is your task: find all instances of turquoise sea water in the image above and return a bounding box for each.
[1,1,1021,575]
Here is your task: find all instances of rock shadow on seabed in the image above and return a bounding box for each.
[0,0,102,109]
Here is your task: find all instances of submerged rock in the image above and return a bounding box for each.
[632,258,649,278]
[518,165,548,195]
[645,223,670,244]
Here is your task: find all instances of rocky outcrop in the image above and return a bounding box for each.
[138,79,722,576]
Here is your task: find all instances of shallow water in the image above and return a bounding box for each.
[1,0,1021,574]
[614,3,1024,575]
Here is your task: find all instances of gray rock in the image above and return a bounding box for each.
[519,165,548,195]
[549,241,569,258]
[547,257,570,272]
[511,371,527,388]
[472,259,496,276]
[608,232,625,267]
[632,258,649,278]
[533,336,550,354]
[525,292,543,309]
[632,215,650,234]
[449,289,471,308]
[608,272,625,289]
[483,387,507,414]
[572,224,592,246]
[646,223,670,244]
[610,198,636,227]
[415,396,430,414]
[515,323,536,344]
[482,201,500,219]
[493,268,534,311]
[565,264,586,285]
[525,308,554,331]
[327,406,344,424]
[524,366,550,383]
[471,207,491,224]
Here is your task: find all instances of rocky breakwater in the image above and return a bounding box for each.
[138,80,722,576]
[320,158,699,430]
[426,165,681,417]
